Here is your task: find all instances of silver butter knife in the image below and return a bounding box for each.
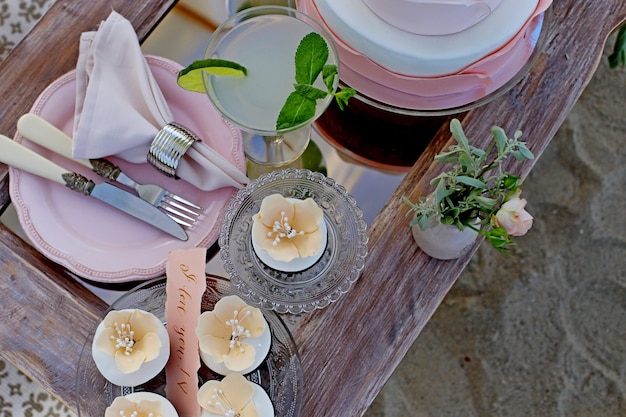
[0,134,188,241]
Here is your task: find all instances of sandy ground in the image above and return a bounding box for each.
[365,37,626,417]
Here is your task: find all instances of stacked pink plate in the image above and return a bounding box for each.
[298,0,552,111]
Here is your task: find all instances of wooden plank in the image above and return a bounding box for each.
[0,223,107,409]
[289,2,626,416]
[0,176,9,211]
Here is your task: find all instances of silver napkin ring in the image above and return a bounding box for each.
[148,122,199,178]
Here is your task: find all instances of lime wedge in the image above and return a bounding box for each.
[177,59,247,93]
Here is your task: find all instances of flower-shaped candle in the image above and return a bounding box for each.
[105,392,179,417]
[196,295,271,375]
[92,308,170,386]
[251,194,327,271]
[198,373,274,417]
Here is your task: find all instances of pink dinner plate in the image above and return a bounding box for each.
[9,55,245,283]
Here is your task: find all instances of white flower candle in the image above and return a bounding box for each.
[105,392,179,417]
[195,295,271,375]
[251,194,327,271]
[197,373,274,417]
[92,308,170,386]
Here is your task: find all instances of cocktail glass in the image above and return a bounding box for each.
[203,5,339,167]
[227,0,294,16]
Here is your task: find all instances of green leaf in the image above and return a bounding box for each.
[449,118,469,149]
[486,227,515,253]
[293,83,328,101]
[275,33,354,130]
[502,174,520,190]
[609,24,626,69]
[513,143,535,161]
[276,91,316,130]
[295,32,329,85]
[434,178,450,206]
[418,214,431,231]
[470,195,498,209]
[468,145,486,158]
[455,176,487,189]
[458,153,474,172]
[322,65,338,92]
[434,149,462,164]
[492,126,508,156]
[440,216,455,225]
[334,87,356,110]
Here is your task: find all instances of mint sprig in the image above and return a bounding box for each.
[295,32,328,84]
[276,32,356,131]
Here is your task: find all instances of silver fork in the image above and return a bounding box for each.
[17,113,203,227]
[90,158,202,227]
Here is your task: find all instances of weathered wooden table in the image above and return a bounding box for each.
[1,1,624,416]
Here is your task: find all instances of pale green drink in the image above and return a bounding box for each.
[205,13,337,134]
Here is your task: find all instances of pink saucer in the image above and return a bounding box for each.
[9,55,245,283]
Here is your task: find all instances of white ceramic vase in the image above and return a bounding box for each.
[411,216,479,260]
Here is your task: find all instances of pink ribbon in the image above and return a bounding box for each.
[165,248,207,417]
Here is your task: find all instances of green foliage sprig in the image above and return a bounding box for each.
[276,32,356,130]
[404,118,535,253]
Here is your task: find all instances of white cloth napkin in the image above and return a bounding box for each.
[72,11,249,191]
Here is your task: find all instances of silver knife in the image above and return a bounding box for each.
[17,114,202,227]
[0,134,188,241]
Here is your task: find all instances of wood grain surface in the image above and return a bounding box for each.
[0,0,625,415]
